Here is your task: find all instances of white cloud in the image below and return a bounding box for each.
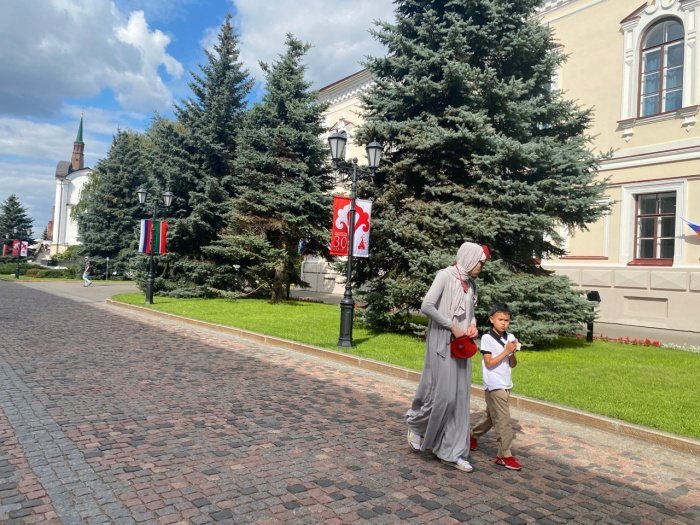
[0,0,183,116]
[232,0,394,88]
[0,159,58,235]
[0,106,144,235]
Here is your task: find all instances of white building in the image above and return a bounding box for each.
[49,118,91,255]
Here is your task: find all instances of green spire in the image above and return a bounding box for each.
[75,116,84,144]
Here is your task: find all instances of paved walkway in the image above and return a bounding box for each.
[1,281,699,524]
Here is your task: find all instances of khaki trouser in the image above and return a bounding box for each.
[471,388,513,458]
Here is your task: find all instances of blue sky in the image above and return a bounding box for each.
[0,0,394,236]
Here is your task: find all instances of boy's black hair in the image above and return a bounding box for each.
[488,302,512,317]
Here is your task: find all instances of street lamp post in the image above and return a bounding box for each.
[13,228,20,279]
[327,131,383,347]
[137,188,173,304]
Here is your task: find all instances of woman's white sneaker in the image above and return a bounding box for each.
[406,428,422,452]
[441,456,473,472]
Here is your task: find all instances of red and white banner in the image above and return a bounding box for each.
[8,240,29,257]
[138,220,168,254]
[330,196,372,257]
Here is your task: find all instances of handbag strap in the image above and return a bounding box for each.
[486,329,508,347]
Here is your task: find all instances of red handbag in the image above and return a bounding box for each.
[450,335,478,359]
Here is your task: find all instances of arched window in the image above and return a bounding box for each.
[639,19,684,117]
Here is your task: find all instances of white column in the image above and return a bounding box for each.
[681,1,700,106]
[620,21,638,120]
[51,179,64,248]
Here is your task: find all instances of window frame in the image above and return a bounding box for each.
[637,18,684,119]
[620,180,685,267]
[629,191,676,266]
[619,3,697,135]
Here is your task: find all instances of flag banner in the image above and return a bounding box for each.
[139,220,168,254]
[2,244,7,256]
[20,241,28,257]
[139,219,149,253]
[158,221,168,254]
[682,218,700,235]
[11,240,20,257]
[330,197,350,256]
[330,196,373,257]
[353,199,372,257]
[152,220,160,254]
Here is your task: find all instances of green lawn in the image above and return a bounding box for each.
[115,294,699,439]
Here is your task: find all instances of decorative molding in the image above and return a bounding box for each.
[615,105,700,142]
[538,0,579,14]
[560,256,609,260]
[644,0,681,16]
[318,70,374,107]
[618,0,699,131]
[600,138,700,171]
[619,179,687,265]
[679,104,699,130]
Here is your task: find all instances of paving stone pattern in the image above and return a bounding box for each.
[1,282,699,524]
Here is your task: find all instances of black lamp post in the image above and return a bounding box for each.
[137,187,173,304]
[12,228,20,279]
[327,131,383,347]
[2,231,19,278]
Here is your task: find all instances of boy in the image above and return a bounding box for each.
[470,303,521,470]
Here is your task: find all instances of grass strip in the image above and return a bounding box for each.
[114,293,699,439]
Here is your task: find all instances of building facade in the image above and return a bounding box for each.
[301,70,375,294]
[309,0,700,340]
[541,0,700,339]
[49,118,92,255]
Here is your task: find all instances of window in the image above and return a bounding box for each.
[633,192,676,263]
[639,19,684,117]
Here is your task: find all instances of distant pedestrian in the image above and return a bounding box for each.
[470,303,521,470]
[82,257,92,287]
[405,242,489,473]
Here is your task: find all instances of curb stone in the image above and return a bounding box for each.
[106,299,700,457]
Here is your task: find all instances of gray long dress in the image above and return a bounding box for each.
[405,268,474,462]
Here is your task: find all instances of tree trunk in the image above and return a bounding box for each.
[271,247,286,303]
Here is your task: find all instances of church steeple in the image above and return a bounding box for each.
[70,116,85,171]
[75,116,83,143]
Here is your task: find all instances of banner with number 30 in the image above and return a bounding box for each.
[330,196,372,257]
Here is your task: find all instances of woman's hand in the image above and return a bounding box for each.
[451,324,478,339]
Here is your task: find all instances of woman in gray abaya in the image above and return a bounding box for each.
[406,242,488,472]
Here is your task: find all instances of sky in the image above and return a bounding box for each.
[0,0,395,237]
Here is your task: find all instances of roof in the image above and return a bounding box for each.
[55,160,71,179]
[75,116,84,144]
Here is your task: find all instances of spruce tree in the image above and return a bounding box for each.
[0,194,33,240]
[163,13,254,296]
[76,130,150,275]
[211,34,333,302]
[354,0,608,343]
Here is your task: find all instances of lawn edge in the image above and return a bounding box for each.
[107,299,700,457]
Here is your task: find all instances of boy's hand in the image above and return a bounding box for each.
[505,340,518,355]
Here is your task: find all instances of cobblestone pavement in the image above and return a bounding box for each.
[1,282,699,524]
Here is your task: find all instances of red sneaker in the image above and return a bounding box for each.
[469,434,477,451]
[495,456,521,470]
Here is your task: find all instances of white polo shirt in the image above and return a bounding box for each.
[480,329,515,391]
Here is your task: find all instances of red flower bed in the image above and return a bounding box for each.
[576,334,662,347]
